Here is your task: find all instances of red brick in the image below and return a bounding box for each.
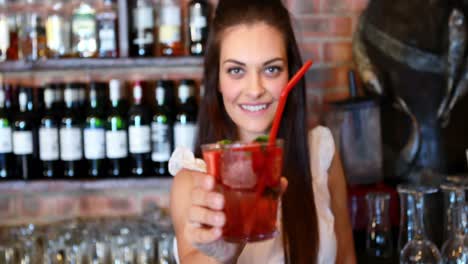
[298,16,354,39]
[352,0,370,13]
[322,0,354,14]
[324,87,350,102]
[323,41,353,63]
[306,66,350,89]
[299,42,323,63]
[142,194,171,211]
[287,0,321,15]
[0,195,17,220]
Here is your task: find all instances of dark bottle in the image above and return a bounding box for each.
[129,0,155,57]
[174,79,198,152]
[0,87,14,179]
[188,0,210,56]
[151,81,173,177]
[13,88,37,180]
[38,87,61,179]
[6,14,19,61]
[60,85,84,179]
[52,83,66,113]
[158,0,183,56]
[128,81,151,177]
[46,0,71,58]
[84,82,107,178]
[106,79,128,177]
[97,0,119,58]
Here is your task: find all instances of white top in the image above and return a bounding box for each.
[170,126,337,263]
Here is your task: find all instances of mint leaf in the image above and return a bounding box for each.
[254,135,269,143]
[217,139,233,145]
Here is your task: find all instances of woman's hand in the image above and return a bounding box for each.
[182,169,244,263]
[172,169,288,264]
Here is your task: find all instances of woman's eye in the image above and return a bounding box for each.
[227,67,244,75]
[264,66,282,76]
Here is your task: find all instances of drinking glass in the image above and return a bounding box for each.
[398,185,441,264]
[365,192,393,262]
[441,205,468,264]
[441,182,466,243]
[201,140,283,242]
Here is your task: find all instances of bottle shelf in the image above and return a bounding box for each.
[0,177,173,192]
[0,57,203,72]
[0,57,204,84]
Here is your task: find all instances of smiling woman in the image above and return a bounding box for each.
[170,0,356,263]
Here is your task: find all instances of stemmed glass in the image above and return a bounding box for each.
[398,185,442,264]
[441,204,468,263]
[365,192,393,261]
[441,182,466,243]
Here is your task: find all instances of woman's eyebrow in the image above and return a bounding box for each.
[222,59,246,66]
[263,58,284,66]
[222,58,285,66]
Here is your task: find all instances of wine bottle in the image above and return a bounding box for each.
[128,81,151,177]
[13,88,37,180]
[174,79,198,152]
[151,80,173,177]
[60,85,84,179]
[84,82,107,178]
[0,87,14,179]
[39,87,61,178]
[188,0,210,56]
[129,0,155,57]
[106,79,128,177]
[97,0,119,58]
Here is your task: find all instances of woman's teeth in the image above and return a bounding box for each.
[240,104,268,112]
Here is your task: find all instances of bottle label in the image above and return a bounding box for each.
[190,15,207,29]
[99,27,116,52]
[39,127,59,161]
[133,7,154,30]
[129,125,151,154]
[0,127,12,153]
[72,14,97,54]
[46,15,67,53]
[84,128,106,159]
[174,123,197,153]
[106,130,128,159]
[60,127,83,161]
[13,131,34,155]
[151,122,171,162]
[159,25,181,45]
[0,14,9,60]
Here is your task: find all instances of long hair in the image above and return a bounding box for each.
[195,0,318,262]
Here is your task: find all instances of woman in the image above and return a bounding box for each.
[170,0,356,263]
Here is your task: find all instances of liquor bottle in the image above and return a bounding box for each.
[38,87,60,179]
[151,80,173,176]
[0,0,9,61]
[97,0,119,58]
[46,0,71,58]
[52,83,66,113]
[6,14,19,61]
[158,0,183,56]
[128,81,151,176]
[188,0,210,56]
[13,88,37,180]
[174,79,198,152]
[84,82,107,178]
[71,0,98,58]
[0,87,14,179]
[19,8,47,61]
[106,79,128,177]
[129,0,155,57]
[60,84,84,179]
[77,83,87,113]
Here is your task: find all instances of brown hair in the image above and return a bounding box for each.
[195,0,318,262]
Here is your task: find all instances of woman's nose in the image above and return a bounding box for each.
[245,73,266,99]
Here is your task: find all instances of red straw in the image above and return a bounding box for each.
[268,60,313,144]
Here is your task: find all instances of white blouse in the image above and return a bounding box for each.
[171,126,337,263]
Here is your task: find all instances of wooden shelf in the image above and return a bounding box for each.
[0,57,204,84]
[0,57,204,72]
[0,177,173,193]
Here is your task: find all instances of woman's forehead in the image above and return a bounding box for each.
[219,23,287,63]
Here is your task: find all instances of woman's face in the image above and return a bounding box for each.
[219,22,289,142]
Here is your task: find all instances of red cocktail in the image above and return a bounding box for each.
[202,140,283,242]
